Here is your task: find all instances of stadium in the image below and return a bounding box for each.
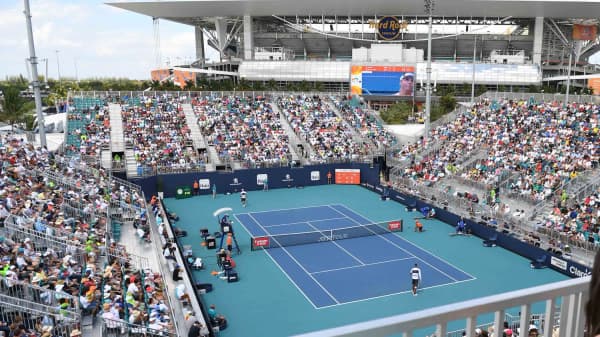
[1,0,599,337]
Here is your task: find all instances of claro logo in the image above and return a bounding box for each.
[570,266,591,277]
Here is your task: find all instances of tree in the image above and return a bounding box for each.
[380,101,413,124]
[439,94,457,113]
[297,81,310,92]
[266,79,278,91]
[183,80,196,90]
[237,78,251,91]
[0,87,34,131]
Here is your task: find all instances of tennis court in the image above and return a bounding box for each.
[166,185,568,337]
[236,204,474,308]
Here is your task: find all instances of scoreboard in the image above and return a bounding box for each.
[335,169,360,184]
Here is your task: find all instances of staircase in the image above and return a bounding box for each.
[271,103,305,163]
[181,103,207,150]
[108,103,126,152]
[181,103,216,170]
[324,99,363,140]
[206,145,222,168]
[125,149,138,177]
[101,150,112,169]
[98,103,127,171]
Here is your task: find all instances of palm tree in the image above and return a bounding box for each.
[0,87,34,131]
[184,80,196,90]
[266,79,278,91]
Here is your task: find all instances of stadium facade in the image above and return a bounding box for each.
[110,0,600,94]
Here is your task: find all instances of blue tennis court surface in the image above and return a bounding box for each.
[236,204,475,308]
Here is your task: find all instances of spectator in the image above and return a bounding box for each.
[188,320,209,337]
[208,304,227,330]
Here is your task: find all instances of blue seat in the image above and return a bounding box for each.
[483,233,498,247]
[530,255,547,269]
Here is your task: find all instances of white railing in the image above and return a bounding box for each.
[294,276,590,337]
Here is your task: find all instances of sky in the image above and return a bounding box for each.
[0,0,598,81]
[0,0,208,80]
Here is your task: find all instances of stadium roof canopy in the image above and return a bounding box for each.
[108,0,600,20]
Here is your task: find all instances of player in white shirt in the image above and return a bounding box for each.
[240,189,247,207]
[410,263,422,296]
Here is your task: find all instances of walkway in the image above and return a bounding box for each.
[271,103,305,164]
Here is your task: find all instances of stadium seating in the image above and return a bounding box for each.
[120,93,201,174]
[0,132,176,337]
[191,95,293,167]
[278,94,363,162]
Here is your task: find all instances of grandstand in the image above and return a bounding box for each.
[0,89,593,337]
[2,0,599,337]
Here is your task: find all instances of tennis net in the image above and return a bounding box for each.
[250,220,402,250]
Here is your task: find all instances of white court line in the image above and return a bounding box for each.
[247,213,340,306]
[234,214,320,309]
[262,216,349,229]
[305,221,366,266]
[329,204,460,282]
[316,276,477,310]
[311,257,413,275]
[334,204,477,280]
[244,204,339,215]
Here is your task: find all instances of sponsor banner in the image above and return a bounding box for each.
[199,179,210,190]
[388,220,402,231]
[282,173,294,183]
[252,236,270,248]
[229,177,242,187]
[257,174,268,185]
[310,171,320,181]
[371,16,407,40]
[550,256,567,271]
[335,169,360,184]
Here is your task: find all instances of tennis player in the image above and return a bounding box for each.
[240,189,247,207]
[410,263,422,296]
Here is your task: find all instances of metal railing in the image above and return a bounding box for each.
[146,202,188,337]
[101,317,177,337]
[0,276,80,315]
[294,276,589,337]
[0,294,80,337]
[482,91,600,104]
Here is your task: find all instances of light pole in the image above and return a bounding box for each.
[565,42,573,105]
[424,0,434,147]
[23,0,46,148]
[74,57,79,83]
[55,50,61,84]
[471,35,477,105]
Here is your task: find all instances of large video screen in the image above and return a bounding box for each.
[351,65,416,96]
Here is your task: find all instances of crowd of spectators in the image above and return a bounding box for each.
[396,99,599,204]
[0,132,175,336]
[332,97,398,152]
[278,95,364,162]
[121,94,202,173]
[539,188,600,250]
[101,257,174,335]
[65,98,111,157]
[192,95,293,166]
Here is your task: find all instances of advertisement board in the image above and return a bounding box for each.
[335,169,360,184]
[351,65,415,96]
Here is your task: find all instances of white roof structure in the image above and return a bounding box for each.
[108,0,600,20]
